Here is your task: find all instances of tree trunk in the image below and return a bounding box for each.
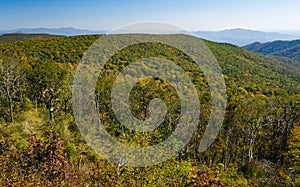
[49,97,55,123]
[249,130,255,162]
[5,86,14,123]
[9,97,13,123]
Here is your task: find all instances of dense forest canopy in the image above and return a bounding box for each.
[0,34,299,186]
[0,33,64,44]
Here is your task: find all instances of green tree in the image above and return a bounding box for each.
[28,61,71,123]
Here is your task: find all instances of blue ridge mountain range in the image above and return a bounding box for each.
[0,27,107,36]
[1,27,300,46]
[243,39,300,62]
[194,28,300,46]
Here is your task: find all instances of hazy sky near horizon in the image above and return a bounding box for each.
[1,0,300,33]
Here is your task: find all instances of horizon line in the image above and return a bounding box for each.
[1,26,300,33]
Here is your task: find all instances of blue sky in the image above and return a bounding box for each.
[1,0,300,33]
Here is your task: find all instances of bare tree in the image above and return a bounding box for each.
[0,57,25,122]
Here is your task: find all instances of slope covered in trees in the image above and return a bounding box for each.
[243,39,300,61]
[0,34,299,186]
[0,33,64,44]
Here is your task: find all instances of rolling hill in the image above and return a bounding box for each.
[243,39,300,61]
[0,34,300,186]
[1,27,299,46]
[0,34,299,94]
[0,33,64,44]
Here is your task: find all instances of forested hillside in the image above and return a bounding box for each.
[0,34,299,186]
[0,33,64,44]
[243,39,300,62]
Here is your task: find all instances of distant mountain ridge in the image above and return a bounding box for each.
[0,27,107,36]
[193,28,300,46]
[243,39,300,61]
[1,27,300,46]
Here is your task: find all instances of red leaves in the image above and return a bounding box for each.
[188,167,228,187]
